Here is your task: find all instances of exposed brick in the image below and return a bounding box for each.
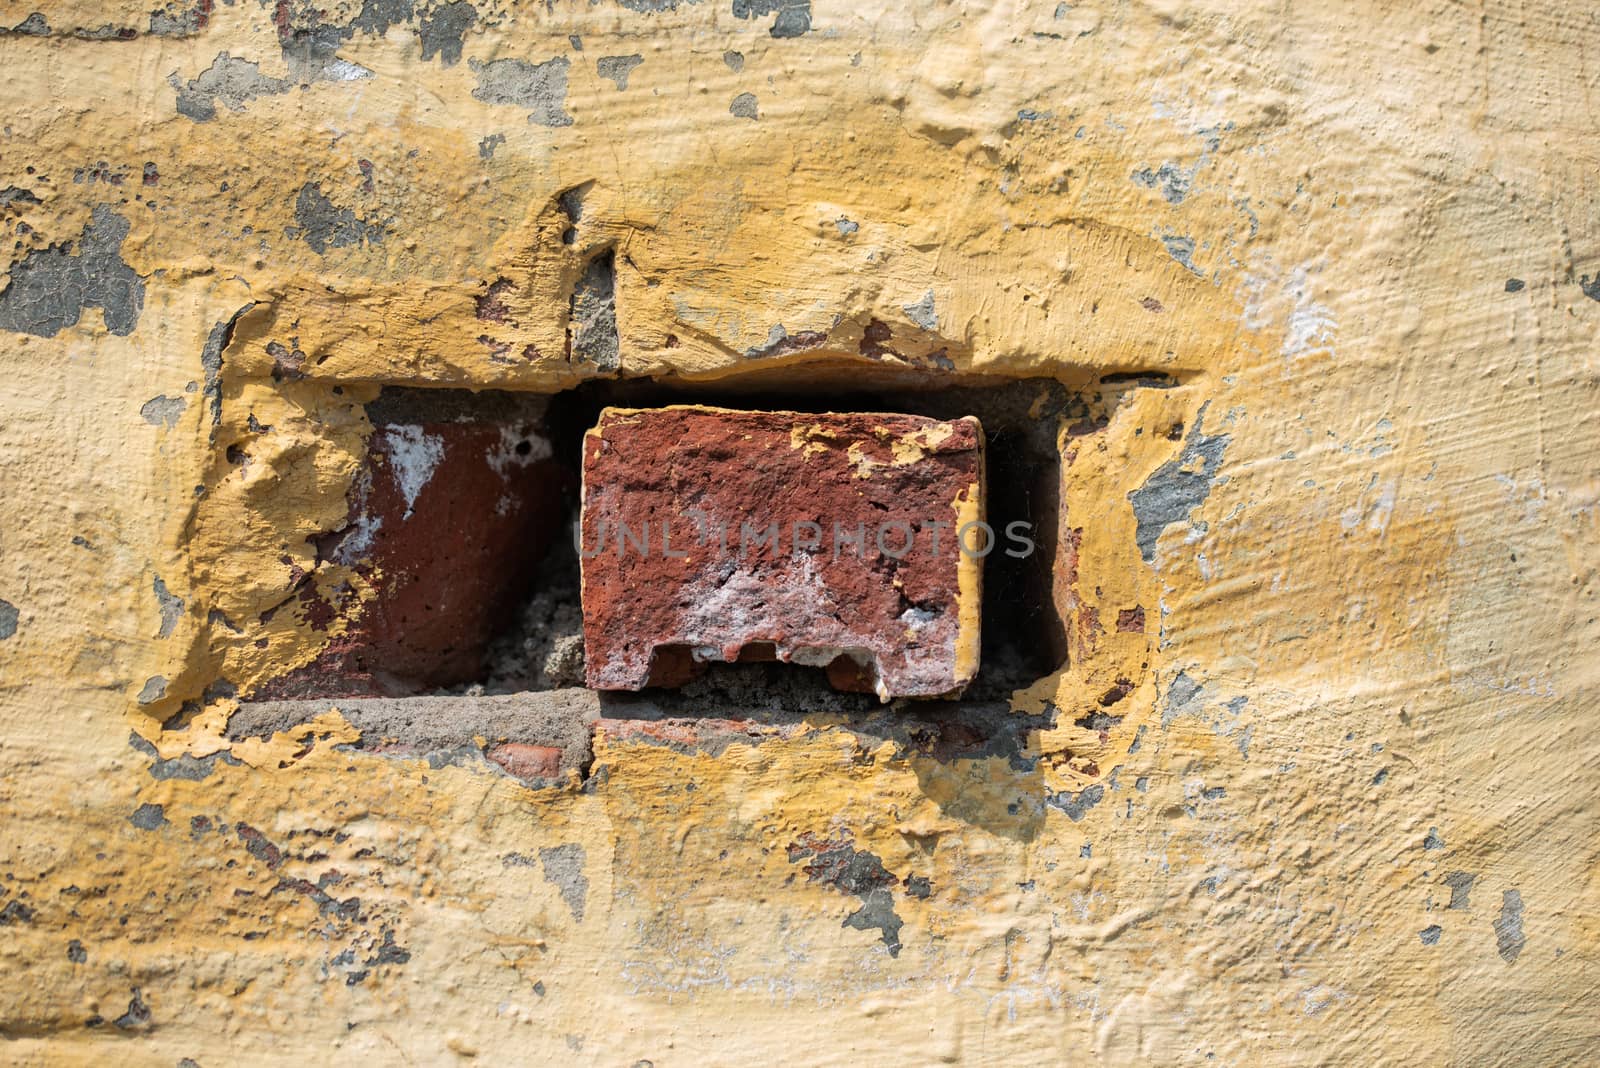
[254,396,567,698]
[580,406,985,700]
[487,743,563,781]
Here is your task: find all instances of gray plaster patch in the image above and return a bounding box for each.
[723,50,744,71]
[149,751,235,781]
[291,182,384,254]
[352,0,414,36]
[353,0,412,35]
[0,899,34,925]
[201,304,252,432]
[787,837,904,955]
[171,53,290,122]
[113,989,151,1030]
[729,91,759,119]
[1131,161,1193,204]
[1494,890,1525,962]
[5,13,48,35]
[0,204,144,337]
[596,53,643,90]
[127,729,161,761]
[228,690,599,774]
[137,676,168,705]
[1419,925,1442,945]
[540,843,588,922]
[1423,827,1445,850]
[600,684,1044,765]
[0,599,17,640]
[903,289,937,331]
[569,250,618,371]
[74,24,137,40]
[470,56,574,127]
[836,217,858,235]
[1443,871,1476,910]
[418,0,475,65]
[1162,670,1204,725]
[153,577,184,639]
[617,0,697,10]
[557,181,592,244]
[1048,783,1104,821]
[844,888,901,948]
[129,803,167,830]
[1161,234,1201,275]
[733,0,811,37]
[140,395,186,430]
[425,744,484,769]
[743,322,828,359]
[1128,409,1230,563]
[279,24,348,83]
[1222,696,1253,756]
[478,133,505,160]
[0,187,40,210]
[149,2,207,37]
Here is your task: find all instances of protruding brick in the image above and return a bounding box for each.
[580,406,984,700]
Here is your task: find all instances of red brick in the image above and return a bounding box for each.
[254,405,567,699]
[487,743,564,781]
[580,406,984,700]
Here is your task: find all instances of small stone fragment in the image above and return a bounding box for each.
[488,743,563,782]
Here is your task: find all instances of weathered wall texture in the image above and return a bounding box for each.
[0,0,1596,1062]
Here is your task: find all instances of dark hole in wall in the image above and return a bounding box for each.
[265,374,1089,708]
[500,375,1084,705]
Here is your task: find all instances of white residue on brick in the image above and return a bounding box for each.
[337,514,383,562]
[331,469,382,563]
[382,424,445,519]
[668,556,895,701]
[488,425,553,477]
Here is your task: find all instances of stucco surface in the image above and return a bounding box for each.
[0,0,1596,1063]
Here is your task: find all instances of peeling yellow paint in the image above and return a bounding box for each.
[889,420,956,465]
[951,479,985,693]
[0,0,1595,1063]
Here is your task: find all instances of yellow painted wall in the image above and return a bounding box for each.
[0,0,1596,1062]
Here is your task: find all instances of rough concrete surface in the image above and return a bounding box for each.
[231,691,599,775]
[0,0,1596,1064]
